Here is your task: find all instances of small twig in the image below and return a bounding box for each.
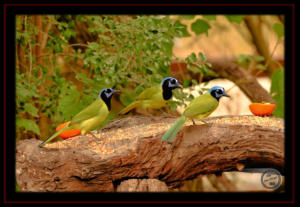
[41,17,54,51]
[68,43,89,48]
[24,15,33,84]
[261,37,281,72]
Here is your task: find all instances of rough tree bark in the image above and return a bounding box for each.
[16,115,284,192]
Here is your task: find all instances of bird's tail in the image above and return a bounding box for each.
[161,116,187,142]
[118,100,141,115]
[39,125,69,148]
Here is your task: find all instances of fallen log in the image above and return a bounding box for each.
[16,115,284,192]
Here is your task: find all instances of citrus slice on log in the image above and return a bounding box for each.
[56,121,81,139]
[249,103,276,116]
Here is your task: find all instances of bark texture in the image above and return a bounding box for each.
[117,179,168,192]
[16,115,284,192]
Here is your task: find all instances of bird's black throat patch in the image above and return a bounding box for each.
[100,93,112,111]
[162,90,173,100]
[162,80,173,100]
[210,91,220,101]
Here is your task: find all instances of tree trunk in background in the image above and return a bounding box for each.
[34,15,52,139]
[244,15,278,77]
[170,60,275,104]
[209,59,276,104]
[35,15,43,66]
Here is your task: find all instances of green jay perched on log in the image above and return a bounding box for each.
[118,77,183,115]
[161,86,230,142]
[39,88,120,147]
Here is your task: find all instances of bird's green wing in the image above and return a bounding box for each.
[70,99,106,125]
[183,93,219,118]
[137,85,162,100]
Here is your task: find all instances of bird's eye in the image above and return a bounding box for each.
[106,89,111,93]
[171,79,176,84]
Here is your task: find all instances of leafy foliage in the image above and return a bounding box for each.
[16,15,212,140]
[225,15,244,24]
[270,67,284,118]
[16,117,41,136]
[185,52,217,77]
[273,22,284,38]
[202,15,217,21]
[236,54,266,72]
[191,19,211,35]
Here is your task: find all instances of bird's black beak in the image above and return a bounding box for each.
[175,84,183,89]
[223,92,231,98]
[113,90,121,94]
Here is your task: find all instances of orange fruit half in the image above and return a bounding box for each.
[56,121,81,139]
[249,103,276,116]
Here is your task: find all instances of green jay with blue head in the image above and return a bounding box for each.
[161,86,230,142]
[118,77,183,115]
[39,88,120,147]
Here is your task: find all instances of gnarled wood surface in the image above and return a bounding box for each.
[16,115,284,192]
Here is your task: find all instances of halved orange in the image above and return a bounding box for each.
[249,103,276,116]
[56,121,81,139]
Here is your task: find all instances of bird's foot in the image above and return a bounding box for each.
[86,131,100,139]
[191,119,197,125]
[201,120,208,124]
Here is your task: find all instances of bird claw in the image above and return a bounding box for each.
[201,120,208,124]
[191,119,197,125]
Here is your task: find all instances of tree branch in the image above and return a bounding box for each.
[16,115,284,192]
[209,59,276,104]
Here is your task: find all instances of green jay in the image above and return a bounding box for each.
[39,88,120,147]
[118,77,183,115]
[161,86,230,142]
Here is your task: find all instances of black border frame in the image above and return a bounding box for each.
[2,2,296,205]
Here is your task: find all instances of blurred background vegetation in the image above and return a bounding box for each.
[15,14,285,192]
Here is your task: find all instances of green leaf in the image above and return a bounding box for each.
[57,84,81,120]
[53,44,63,53]
[180,15,195,20]
[191,19,211,35]
[88,42,99,50]
[188,53,197,62]
[273,22,284,38]
[161,41,174,56]
[16,118,40,135]
[270,67,284,118]
[174,20,190,37]
[256,64,265,70]
[63,29,76,40]
[24,103,39,117]
[202,15,216,20]
[225,15,244,24]
[200,65,218,77]
[206,62,212,67]
[16,181,21,192]
[255,56,265,62]
[187,66,201,73]
[183,78,190,88]
[237,54,253,64]
[198,52,207,61]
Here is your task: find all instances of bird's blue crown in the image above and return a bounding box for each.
[161,77,179,87]
[99,88,115,98]
[209,86,225,93]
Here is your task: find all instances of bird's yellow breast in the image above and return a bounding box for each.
[139,91,167,109]
[79,105,109,134]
